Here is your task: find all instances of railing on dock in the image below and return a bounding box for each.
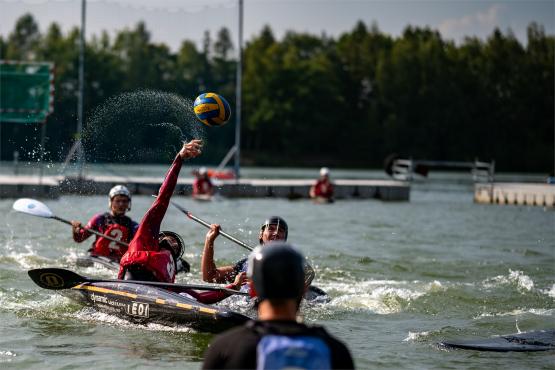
[390,158,495,183]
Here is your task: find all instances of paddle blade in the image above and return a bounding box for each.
[13,198,53,218]
[28,268,85,290]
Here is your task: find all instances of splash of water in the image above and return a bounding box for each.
[83,90,206,163]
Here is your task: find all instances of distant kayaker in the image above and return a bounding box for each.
[71,185,138,262]
[192,166,214,200]
[117,140,243,304]
[309,167,334,203]
[202,243,355,370]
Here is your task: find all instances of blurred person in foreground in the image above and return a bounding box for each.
[309,167,334,203]
[202,242,355,369]
[71,185,138,262]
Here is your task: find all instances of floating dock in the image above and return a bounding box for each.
[474,182,555,207]
[0,175,60,198]
[0,175,410,201]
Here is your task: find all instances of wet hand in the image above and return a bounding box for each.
[231,272,247,290]
[179,139,203,159]
[205,224,221,244]
[71,221,82,232]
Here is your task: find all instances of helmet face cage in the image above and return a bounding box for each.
[159,231,185,260]
[108,185,132,211]
[260,217,288,242]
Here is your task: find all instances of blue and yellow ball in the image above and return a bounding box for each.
[193,93,231,127]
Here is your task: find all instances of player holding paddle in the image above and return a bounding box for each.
[202,217,312,290]
[71,185,138,262]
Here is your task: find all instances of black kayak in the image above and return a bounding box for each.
[62,281,250,333]
[439,329,555,352]
[28,268,251,333]
[75,256,329,302]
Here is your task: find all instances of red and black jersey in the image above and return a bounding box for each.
[74,213,138,261]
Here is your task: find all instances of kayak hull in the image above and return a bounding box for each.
[439,330,555,352]
[61,281,251,333]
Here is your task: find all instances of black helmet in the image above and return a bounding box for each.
[247,242,305,300]
[158,231,185,260]
[260,216,288,240]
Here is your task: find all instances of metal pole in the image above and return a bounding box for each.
[76,0,86,179]
[39,120,46,185]
[233,0,243,180]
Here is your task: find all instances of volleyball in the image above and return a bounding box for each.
[193,93,231,127]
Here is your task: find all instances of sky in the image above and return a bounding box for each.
[1,0,554,53]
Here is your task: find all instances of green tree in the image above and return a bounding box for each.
[5,13,41,60]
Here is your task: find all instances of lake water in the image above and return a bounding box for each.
[0,167,553,369]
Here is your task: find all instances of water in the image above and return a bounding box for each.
[83,90,206,163]
[0,170,553,369]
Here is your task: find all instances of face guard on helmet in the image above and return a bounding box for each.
[108,185,132,211]
[259,216,288,244]
[158,231,185,260]
[247,242,305,301]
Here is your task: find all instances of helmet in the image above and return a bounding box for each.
[109,185,131,200]
[198,167,207,176]
[108,185,131,211]
[247,242,305,300]
[158,231,185,260]
[260,216,288,241]
[320,167,330,176]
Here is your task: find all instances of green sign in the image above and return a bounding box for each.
[0,61,54,124]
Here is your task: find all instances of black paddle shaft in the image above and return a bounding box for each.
[170,201,254,251]
[52,215,129,247]
[28,268,248,296]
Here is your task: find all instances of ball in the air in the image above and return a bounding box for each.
[193,93,231,127]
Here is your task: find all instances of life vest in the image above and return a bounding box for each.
[193,177,213,195]
[92,223,130,259]
[250,321,332,370]
[314,179,333,198]
[118,249,176,283]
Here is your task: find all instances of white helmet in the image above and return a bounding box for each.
[320,167,330,176]
[109,185,131,211]
[198,167,207,176]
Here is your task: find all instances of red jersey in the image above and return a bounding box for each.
[73,213,138,261]
[118,154,183,283]
[117,154,238,304]
[192,177,213,196]
[313,179,334,198]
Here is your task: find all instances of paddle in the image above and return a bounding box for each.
[14,198,192,273]
[13,198,128,247]
[169,200,255,251]
[28,267,249,296]
[168,200,316,287]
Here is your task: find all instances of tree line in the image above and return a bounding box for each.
[1,14,553,172]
